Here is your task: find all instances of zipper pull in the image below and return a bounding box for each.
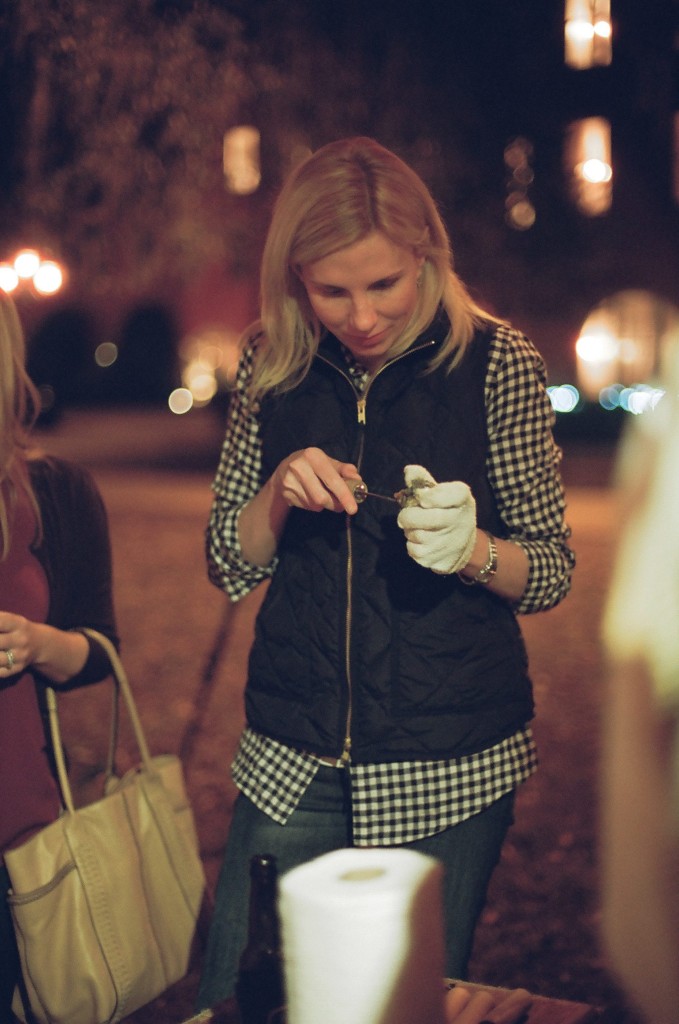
[357,398,366,424]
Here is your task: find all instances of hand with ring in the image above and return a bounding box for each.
[0,612,26,675]
[0,610,91,684]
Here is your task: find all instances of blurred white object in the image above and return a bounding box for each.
[602,338,679,715]
[601,336,679,1023]
[279,848,446,1024]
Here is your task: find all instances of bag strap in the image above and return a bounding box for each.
[80,628,154,771]
[46,629,154,814]
[45,686,76,814]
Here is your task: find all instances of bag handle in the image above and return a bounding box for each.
[46,629,154,815]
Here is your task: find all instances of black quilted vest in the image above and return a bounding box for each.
[246,317,533,763]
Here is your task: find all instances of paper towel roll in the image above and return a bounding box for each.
[278,847,446,1024]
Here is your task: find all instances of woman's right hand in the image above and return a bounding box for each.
[275,447,361,514]
[238,447,361,568]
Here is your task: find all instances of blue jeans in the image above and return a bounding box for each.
[197,765,514,1009]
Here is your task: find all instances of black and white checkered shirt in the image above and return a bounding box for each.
[207,322,574,846]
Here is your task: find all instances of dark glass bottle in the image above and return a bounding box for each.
[235,853,285,1024]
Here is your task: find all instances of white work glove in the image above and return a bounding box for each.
[397,465,477,575]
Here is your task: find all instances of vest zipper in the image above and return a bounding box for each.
[317,338,437,763]
[351,338,436,428]
[341,524,354,765]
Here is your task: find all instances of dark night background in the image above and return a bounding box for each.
[1,1,678,387]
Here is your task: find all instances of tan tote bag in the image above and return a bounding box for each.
[5,629,206,1024]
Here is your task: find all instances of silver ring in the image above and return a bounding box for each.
[6,648,15,671]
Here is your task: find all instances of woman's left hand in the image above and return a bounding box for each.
[397,465,477,574]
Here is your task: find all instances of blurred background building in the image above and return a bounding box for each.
[0,0,677,438]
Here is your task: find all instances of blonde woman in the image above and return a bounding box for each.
[0,293,117,1022]
[199,137,575,1007]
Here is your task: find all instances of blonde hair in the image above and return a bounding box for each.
[250,136,495,399]
[0,292,43,558]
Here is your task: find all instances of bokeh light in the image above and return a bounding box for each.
[598,382,666,414]
[565,117,612,215]
[14,249,41,279]
[0,249,66,297]
[504,137,536,230]
[581,158,612,184]
[33,260,64,295]
[575,290,679,402]
[564,0,612,68]
[94,342,119,368]
[575,330,619,364]
[178,326,241,409]
[0,265,19,292]
[548,384,582,413]
[223,126,261,195]
[168,388,194,415]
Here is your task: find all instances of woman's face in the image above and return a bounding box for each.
[299,231,424,373]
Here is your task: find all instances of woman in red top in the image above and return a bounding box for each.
[0,293,118,1023]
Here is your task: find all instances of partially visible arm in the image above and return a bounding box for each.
[0,459,117,686]
[484,325,575,613]
[207,341,281,600]
[206,343,275,602]
[600,389,679,1022]
[601,659,679,1024]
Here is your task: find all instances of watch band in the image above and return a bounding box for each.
[458,532,498,586]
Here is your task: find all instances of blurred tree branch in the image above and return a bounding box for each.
[1,0,501,308]
[2,0,264,301]
[1,0,676,339]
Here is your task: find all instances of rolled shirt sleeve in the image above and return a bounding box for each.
[206,341,277,602]
[485,325,575,614]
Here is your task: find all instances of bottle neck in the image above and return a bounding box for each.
[247,873,280,951]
